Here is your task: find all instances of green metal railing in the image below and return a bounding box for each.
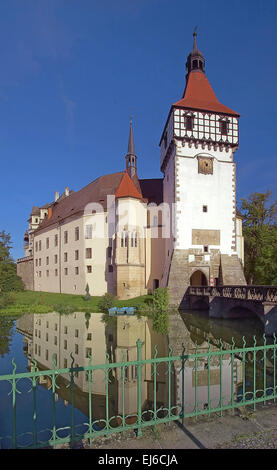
[0,334,276,449]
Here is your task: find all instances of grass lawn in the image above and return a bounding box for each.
[0,290,153,316]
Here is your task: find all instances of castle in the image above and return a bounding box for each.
[17,32,246,304]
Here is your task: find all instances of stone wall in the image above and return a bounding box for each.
[17,256,34,290]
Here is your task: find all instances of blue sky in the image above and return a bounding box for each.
[0,0,276,260]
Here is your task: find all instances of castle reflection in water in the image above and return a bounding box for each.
[16,311,244,421]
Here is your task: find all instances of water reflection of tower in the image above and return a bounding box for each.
[169,314,243,413]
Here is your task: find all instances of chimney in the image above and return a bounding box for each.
[54,191,59,202]
[48,207,53,219]
[65,187,69,197]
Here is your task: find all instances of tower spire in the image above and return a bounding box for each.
[126,116,137,177]
[186,28,205,79]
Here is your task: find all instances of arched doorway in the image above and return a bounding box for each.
[190,270,208,286]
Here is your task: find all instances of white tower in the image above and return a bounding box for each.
[160,31,246,306]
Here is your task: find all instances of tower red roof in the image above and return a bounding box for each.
[115,171,143,200]
[173,70,239,116]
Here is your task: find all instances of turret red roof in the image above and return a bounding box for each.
[174,70,239,116]
[115,171,143,200]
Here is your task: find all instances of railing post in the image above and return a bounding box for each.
[136,339,143,437]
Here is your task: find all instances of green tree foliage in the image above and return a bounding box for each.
[0,230,24,293]
[98,292,116,313]
[152,287,170,335]
[240,191,277,285]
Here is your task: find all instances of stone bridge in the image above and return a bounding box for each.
[186,285,277,336]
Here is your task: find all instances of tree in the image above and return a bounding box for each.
[0,230,24,292]
[240,191,277,285]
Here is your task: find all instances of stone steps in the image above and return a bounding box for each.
[220,254,246,285]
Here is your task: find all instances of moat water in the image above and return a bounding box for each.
[0,310,274,448]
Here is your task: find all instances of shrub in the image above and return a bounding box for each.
[98,293,116,313]
[151,288,170,335]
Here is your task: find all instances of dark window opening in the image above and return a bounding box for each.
[192,59,198,69]
[220,120,228,135]
[204,246,209,253]
[185,115,193,131]
[108,265,113,273]
[203,205,208,213]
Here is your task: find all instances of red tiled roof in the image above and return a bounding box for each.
[115,171,143,200]
[173,71,239,116]
[36,171,125,232]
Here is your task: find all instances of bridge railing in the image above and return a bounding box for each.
[188,286,277,303]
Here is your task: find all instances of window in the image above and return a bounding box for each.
[64,267,68,275]
[64,231,68,244]
[64,358,67,368]
[46,270,49,277]
[46,238,49,249]
[87,333,92,341]
[55,269,58,277]
[85,225,92,239]
[54,336,57,345]
[64,340,67,350]
[64,326,68,334]
[75,266,79,275]
[46,332,48,341]
[203,205,208,213]
[39,240,41,251]
[75,250,79,261]
[124,233,128,247]
[46,256,49,265]
[35,259,38,267]
[219,119,228,135]
[64,252,68,262]
[86,347,92,358]
[75,344,79,354]
[35,242,38,252]
[107,247,112,258]
[86,248,92,259]
[108,265,113,273]
[46,350,49,361]
[75,227,79,241]
[153,215,158,227]
[55,323,57,331]
[184,114,193,131]
[75,329,79,338]
[204,246,209,253]
[39,258,41,266]
[55,234,58,247]
[87,265,92,273]
[54,254,58,264]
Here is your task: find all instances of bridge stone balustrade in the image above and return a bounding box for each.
[184,285,277,336]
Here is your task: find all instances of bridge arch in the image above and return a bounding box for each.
[190,269,208,287]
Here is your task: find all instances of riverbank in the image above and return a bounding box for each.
[55,402,277,450]
[0,291,152,316]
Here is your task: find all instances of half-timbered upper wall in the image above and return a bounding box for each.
[173,108,239,146]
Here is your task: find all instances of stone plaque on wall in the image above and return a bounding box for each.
[192,229,220,245]
[198,156,213,175]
